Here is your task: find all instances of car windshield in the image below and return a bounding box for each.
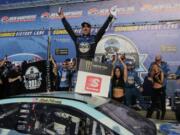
[97,100,156,135]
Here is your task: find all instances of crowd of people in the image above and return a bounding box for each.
[107,54,171,120]
[1,53,179,121]
[52,53,176,120]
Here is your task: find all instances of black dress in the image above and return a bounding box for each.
[143,76,153,96]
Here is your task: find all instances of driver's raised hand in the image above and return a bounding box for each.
[110,6,118,19]
[58,7,65,18]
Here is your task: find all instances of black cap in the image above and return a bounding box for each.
[81,22,91,28]
[65,58,71,62]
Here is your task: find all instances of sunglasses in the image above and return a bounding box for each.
[155,59,161,61]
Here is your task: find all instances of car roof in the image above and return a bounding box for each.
[12,91,110,108]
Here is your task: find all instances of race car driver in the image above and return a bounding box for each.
[58,8,115,62]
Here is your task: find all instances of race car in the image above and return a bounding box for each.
[0,91,156,135]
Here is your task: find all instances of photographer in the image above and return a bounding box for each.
[8,65,23,96]
[0,60,13,98]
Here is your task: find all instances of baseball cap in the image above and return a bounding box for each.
[81,22,91,28]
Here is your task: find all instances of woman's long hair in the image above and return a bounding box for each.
[112,66,124,82]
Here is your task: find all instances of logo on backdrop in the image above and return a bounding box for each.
[85,76,102,92]
[41,12,49,18]
[41,11,83,19]
[23,66,42,90]
[87,6,135,16]
[95,34,148,79]
[1,15,37,23]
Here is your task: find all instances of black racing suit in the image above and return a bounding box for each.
[61,15,113,60]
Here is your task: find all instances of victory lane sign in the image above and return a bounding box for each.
[75,59,112,97]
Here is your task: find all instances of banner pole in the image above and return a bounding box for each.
[46,27,51,92]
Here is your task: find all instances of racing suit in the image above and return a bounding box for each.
[125,70,142,106]
[61,15,113,60]
[58,68,71,91]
